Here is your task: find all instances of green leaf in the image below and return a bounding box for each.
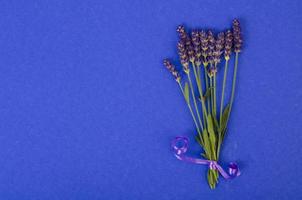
[202,129,211,158]
[206,114,217,158]
[203,87,214,100]
[220,104,230,134]
[213,116,219,132]
[195,136,203,147]
[184,82,190,104]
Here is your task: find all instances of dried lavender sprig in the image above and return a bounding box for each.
[163,59,202,137]
[206,30,216,115]
[176,25,187,40]
[199,31,208,65]
[213,32,225,65]
[232,19,243,53]
[177,41,190,73]
[218,30,233,157]
[219,30,233,127]
[191,30,202,66]
[207,30,215,66]
[176,25,204,130]
[212,32,225,117]
[222,19,243,142]
[177,25,195,62]
[224,30,233,60]
[191,30,202,81]
[186,37,195,62]
[176,25,191,72]
[191,30,208,121]
[199,30,211,112]
[163,59,181,82]
[191,30,208,124]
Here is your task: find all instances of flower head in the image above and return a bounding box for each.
[207,30,215,65]
[177,41,190,73]
[213,32,225,64]
[199,31,209,65]
[224,30,233,60]
[176,25,187,40]
[176,25,195,62]
[186,37,195,62]
[163,59,181,82]
[232,19,243,53]
[191,30,202,66]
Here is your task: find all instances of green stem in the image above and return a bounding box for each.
[178,82,203,142]
[204,63,210,113]
[213,64,217,118]
[197,66,201,82]
[229,53,239,114]
[209,75,214,116]
[219,60,229,126]
[223,52,239,140]
[217,59,229,159]
[208,169,219,189]
[192,63,207,124]
[187,72,204,131]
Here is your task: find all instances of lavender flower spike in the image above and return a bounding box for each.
[232,19,243,53]
[163,59,181,82]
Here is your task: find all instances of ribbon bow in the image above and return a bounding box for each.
[171,136,241,179]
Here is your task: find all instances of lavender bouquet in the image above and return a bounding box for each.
[164,19,243,189]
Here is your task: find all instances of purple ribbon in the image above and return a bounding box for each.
[171,136,241,179]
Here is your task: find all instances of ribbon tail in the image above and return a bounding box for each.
[213,162,241,179]
[214,164,232,179]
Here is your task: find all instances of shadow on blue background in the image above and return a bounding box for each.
[0,0,301,199]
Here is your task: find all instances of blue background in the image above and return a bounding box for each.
[0,0,302,199]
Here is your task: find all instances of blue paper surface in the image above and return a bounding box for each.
[0,0,302,199]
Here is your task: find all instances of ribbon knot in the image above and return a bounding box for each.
[209,161,218,170]
[171,136,241,179]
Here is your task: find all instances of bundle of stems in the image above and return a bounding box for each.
[163,19,243,189]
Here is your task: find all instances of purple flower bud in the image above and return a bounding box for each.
[208,65,217,77]
[176,25,187,40]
